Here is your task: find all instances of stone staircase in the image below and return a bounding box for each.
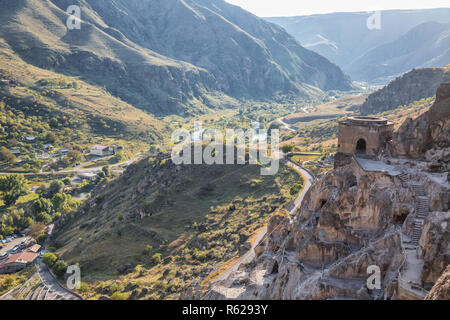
[410,182,430,246]
[398,172,409,187]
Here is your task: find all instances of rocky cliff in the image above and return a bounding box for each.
[425,265,450,300]
[199,86,450,300]
[360,66,450,115]
[392,82,450,160]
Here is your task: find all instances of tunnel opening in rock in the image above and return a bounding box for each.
[271,261,279,274]
[356,138,367,154]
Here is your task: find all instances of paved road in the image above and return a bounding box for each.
[277,117,296,132]
[35,260,81,300]
[34,223,82,300]
[213,158,314,283]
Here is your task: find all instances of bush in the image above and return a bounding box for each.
[52,260,68,278]
[152,253,162,264]
[111,292,128,300]
[281,144,294,154]
[142,245,153,255]
[36,212,52,224]
[32,198,53,215]
[42,252,58,267]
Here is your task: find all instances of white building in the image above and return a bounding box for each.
[90,145,114,156]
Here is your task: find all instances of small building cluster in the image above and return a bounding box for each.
[0,244,41,274]
[90,145,115,157]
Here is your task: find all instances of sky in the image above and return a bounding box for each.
[224,0,450,17]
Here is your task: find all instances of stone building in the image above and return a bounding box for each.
[335,116,394,167]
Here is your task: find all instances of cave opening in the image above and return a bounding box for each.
[356,138,367,154]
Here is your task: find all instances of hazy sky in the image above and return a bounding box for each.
[224,0,450,17]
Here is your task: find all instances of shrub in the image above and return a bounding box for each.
[52,260,68,278]
[42,252,58,267]
[36,212,52,224]
[152,253,162,264]
[111,292,128,300]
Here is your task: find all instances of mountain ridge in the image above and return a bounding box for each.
[266,8,450,83]
[0,0,353,116]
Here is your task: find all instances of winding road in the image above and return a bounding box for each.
[277,117,296,132]
[213,158,314,283]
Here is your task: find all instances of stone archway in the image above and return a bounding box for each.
[356,138,367,154]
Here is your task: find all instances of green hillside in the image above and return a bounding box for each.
[53,153,303,299]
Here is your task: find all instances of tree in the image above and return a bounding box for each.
[42,252,58,267]
[0,147,16,164]
[32,198,53,215]
[51,193,71,212]
[45,132,57,143]
[47,180,64,197]
[62,177,72,186]
[36,212,52,224]
[52,260,68,277]
[102,166,110,177]
[0,174,29,206]
[281,144,294,154]
[26,222,47,240]
[67,150,83,164]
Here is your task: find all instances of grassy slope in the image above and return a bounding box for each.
[53,154,302,299]
[0,43,168,140]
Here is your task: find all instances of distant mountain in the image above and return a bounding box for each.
[266,8,450,83]
[348,22,450,81]
[360,65,450,115]
[0,0,353,116]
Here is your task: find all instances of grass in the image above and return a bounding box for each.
[52,154,303,299]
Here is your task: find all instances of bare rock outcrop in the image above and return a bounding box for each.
[425,265,450,300]
[393,83,450,159]
[201,156,449,300]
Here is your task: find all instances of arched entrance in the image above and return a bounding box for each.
[356,138,366,154]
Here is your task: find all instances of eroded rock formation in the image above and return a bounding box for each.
[199,84,450,300]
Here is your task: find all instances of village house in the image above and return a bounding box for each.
[26,244,41,254]
[78,172,98,181]
[43,144,54,151]
[58,148,70,155]
[90,145,115,156]
[9,149,20,155]
[0,251,38,274]
[25,136,36,142]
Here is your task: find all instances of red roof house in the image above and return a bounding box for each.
[0,252,38,274]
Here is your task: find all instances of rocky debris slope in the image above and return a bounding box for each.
[392,82,450,161]
[425,265,450,300]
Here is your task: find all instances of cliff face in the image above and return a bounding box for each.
[392,82,450,160]
[202,157,448,300]
[360,67,450,115]
[200,86,450,300]
[425,265,450,300]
